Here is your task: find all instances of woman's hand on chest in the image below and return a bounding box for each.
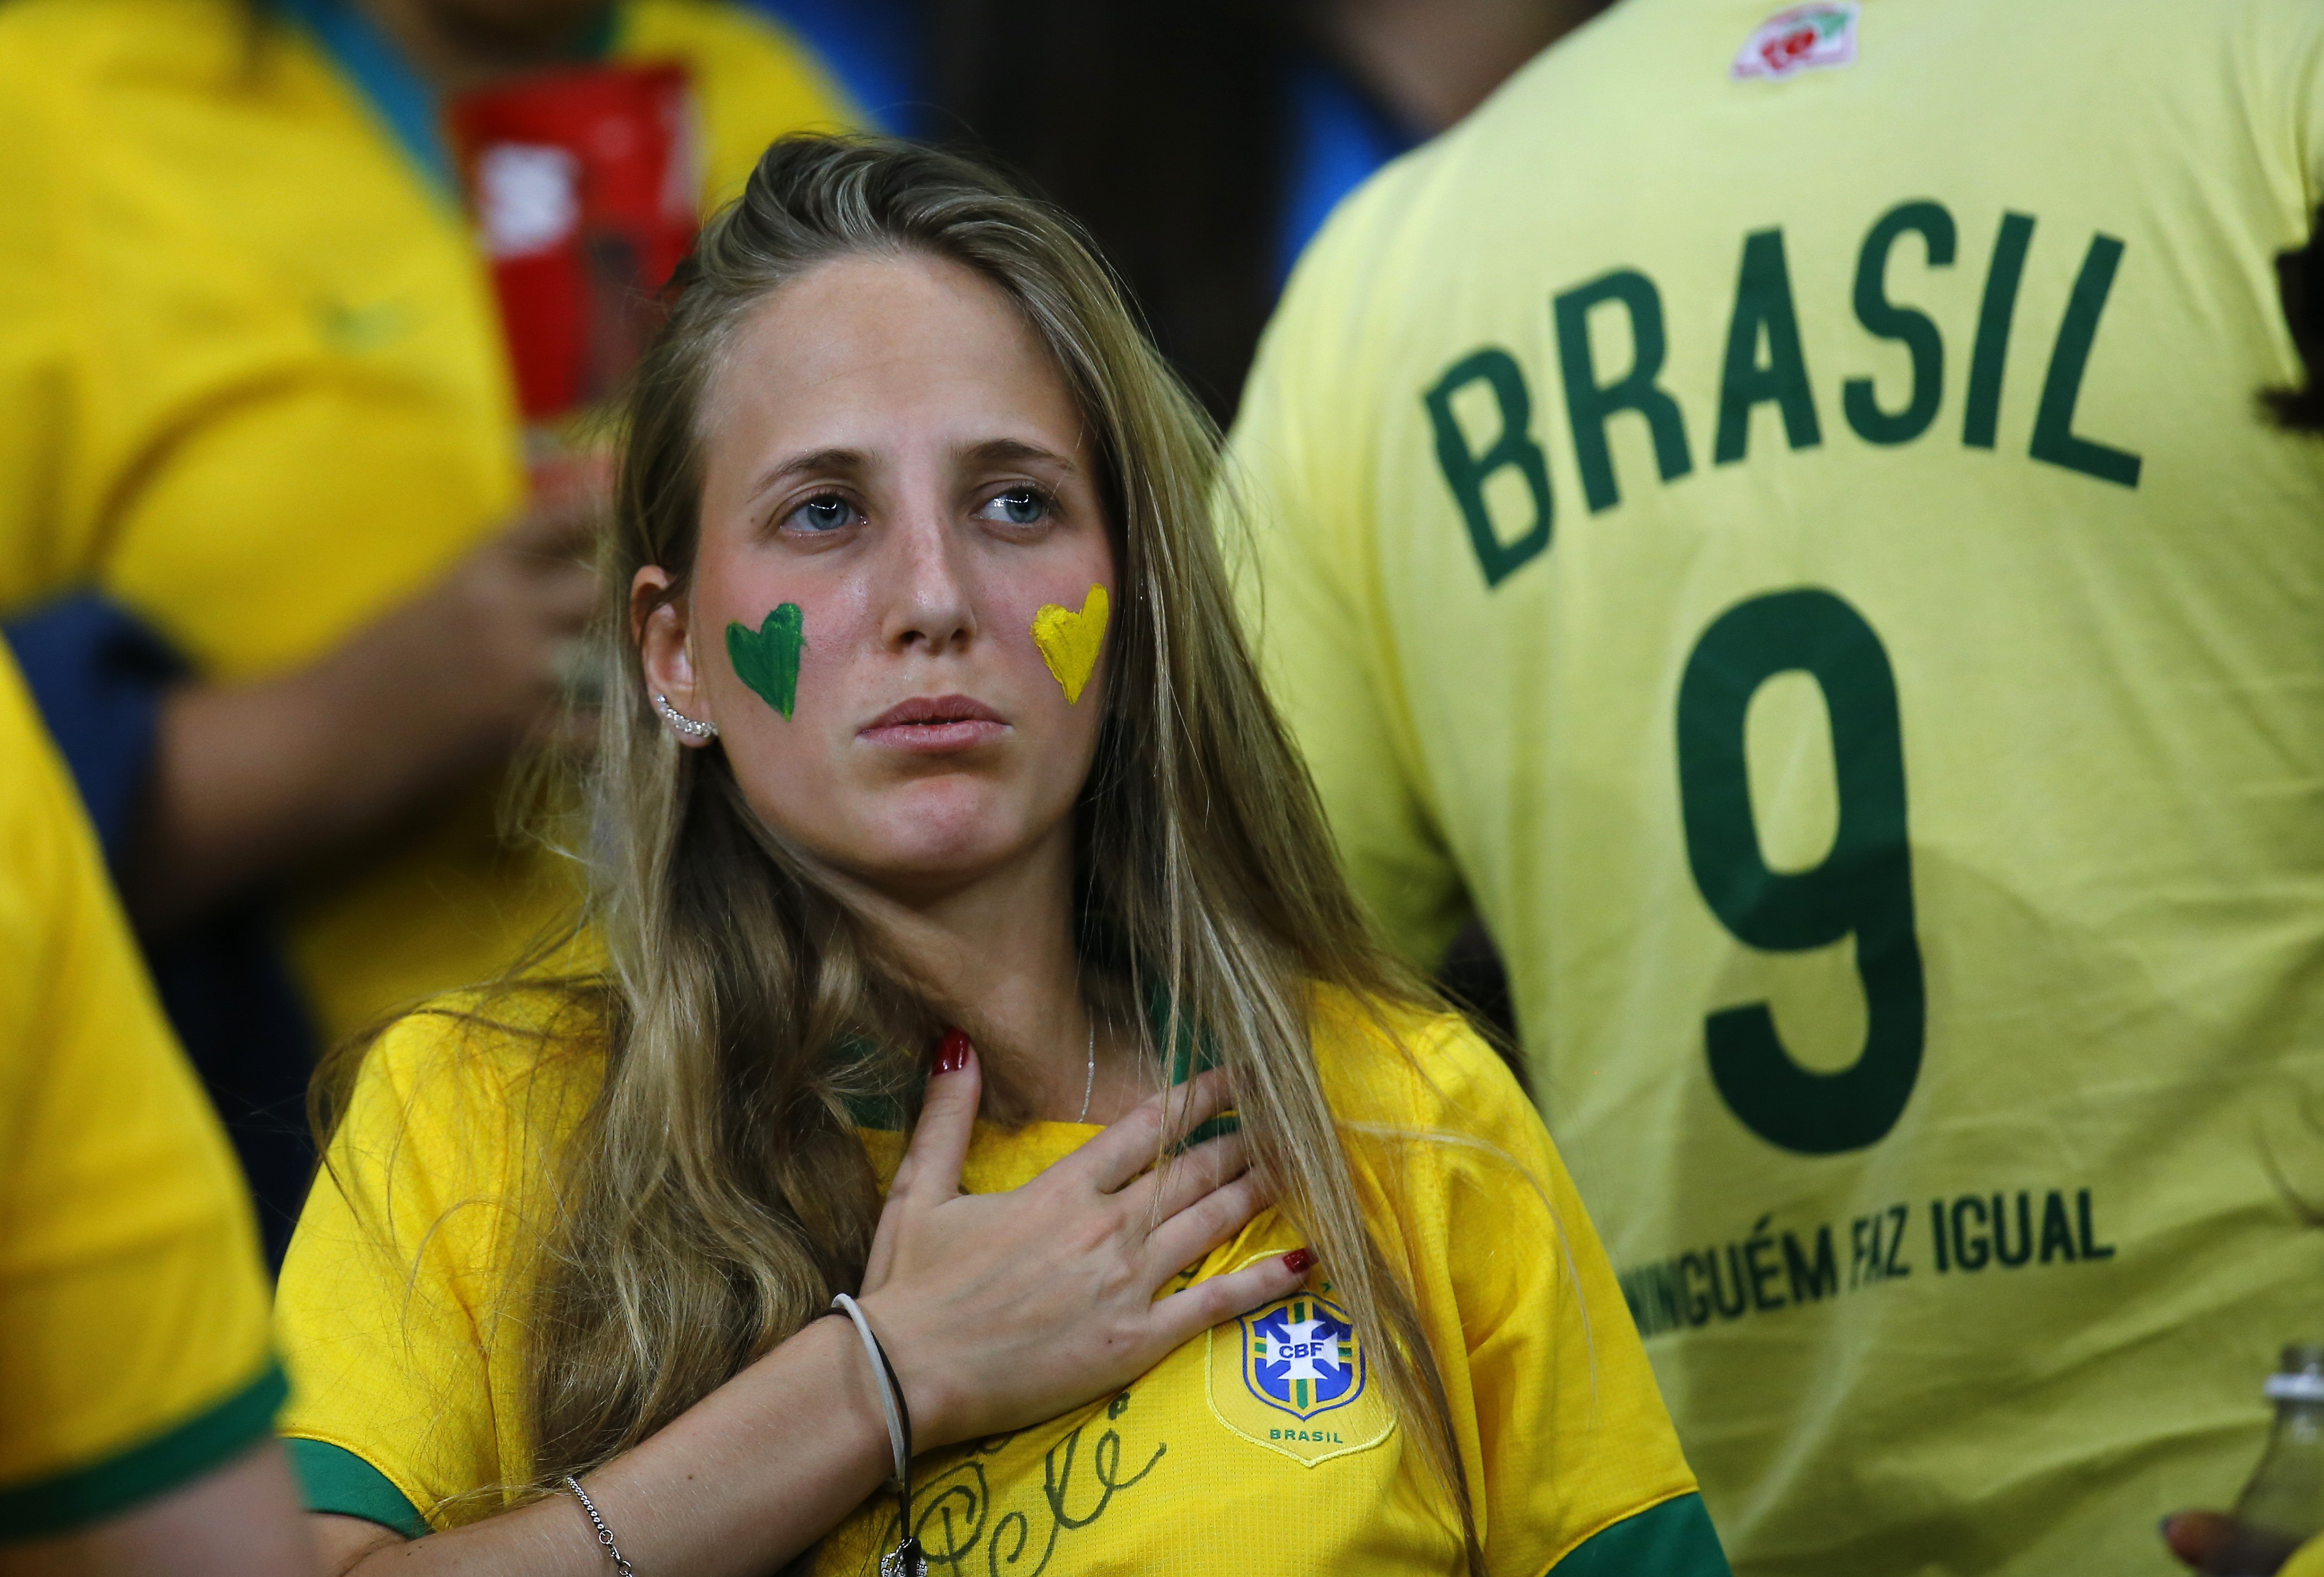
[855,1041,1316,1450]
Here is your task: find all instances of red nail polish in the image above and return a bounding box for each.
[936,1029,973,1076]
[1283,1248,1315,1276]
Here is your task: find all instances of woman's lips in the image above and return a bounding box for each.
[859,694,1010,752]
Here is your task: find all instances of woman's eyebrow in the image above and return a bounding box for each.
[744,446,866,505]
[958,437,1078,474]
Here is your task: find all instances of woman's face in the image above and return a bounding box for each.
[637,252,1117,903]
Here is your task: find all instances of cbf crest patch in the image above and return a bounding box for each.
[1206,1285,1394,1466]
[1731,2,1859,82]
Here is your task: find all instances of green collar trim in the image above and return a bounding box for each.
[286,1437,429,1539]
[0,1361,287,1539]
[1548,1492,1731,1577]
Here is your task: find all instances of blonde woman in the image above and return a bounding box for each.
[274,136,1723,1577]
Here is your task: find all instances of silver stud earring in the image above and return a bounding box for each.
[655,694,719,740]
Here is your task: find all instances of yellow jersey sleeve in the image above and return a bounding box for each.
[0,20,85,614]
[0,651,279,1537]
[1230,197,1474,975]
[275,996,598,1533]
[1320,998,1723,1574]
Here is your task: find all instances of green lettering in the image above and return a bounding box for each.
[1783,1224,1838,1302]
[1992,1191,2033,1267]
[1963,212,2035,448]
[2029,234,2143,487]
[1423,348,1555,587]
[2039,1189,2077,1263]
[1715,228,1822,463]
[1553,269,1693,512]
[2076,1188,2117,1260]
[1844,201,1957,446]
[1677,590,1926,1154]
[1952,1195,1990,1270]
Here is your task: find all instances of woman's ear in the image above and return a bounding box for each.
[632,566,715,747]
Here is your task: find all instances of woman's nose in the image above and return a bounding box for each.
[880,505,978,655]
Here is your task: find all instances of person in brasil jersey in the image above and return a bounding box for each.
[270,136,1729,1576]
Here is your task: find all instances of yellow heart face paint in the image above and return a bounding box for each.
[1031,585,1110,704]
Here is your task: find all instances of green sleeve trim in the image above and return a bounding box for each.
[0,1360,287,1540]
[1548,1493,1731,1577]
[285,1438,429,1539]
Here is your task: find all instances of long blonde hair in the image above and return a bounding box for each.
[413,135,1477,1563]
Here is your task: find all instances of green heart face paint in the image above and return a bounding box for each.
[726,603,806,719]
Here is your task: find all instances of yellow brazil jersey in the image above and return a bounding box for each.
[273,986,1726,1573]
[1228,0,2324,1572]
[0,0,850,1047]
[0,648,280,1537]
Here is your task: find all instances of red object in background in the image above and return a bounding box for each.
[447,63,700,422]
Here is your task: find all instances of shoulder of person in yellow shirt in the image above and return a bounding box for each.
[0,650,280,1539]
[1229,0,2324,980]
[1225,142,1480,974]
[0,0,857,1051]
[276,981,1725,1573]
[0,0,853,651]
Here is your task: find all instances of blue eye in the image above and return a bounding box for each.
[787,494,859,533]
[980,488,1049,526]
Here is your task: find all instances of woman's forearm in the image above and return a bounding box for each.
[325,1316,892,1577]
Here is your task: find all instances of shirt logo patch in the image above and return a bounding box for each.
[1731,2,1859,81]
[1245,1296,1363,1418]
[1205,1285,1395,1466]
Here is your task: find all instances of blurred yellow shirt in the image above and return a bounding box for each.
[0,648,279,1537]
[2285,1536,2324,1577]
[0,0,850,1047]
[273,987,1725,1574]
[1229,0,2324,1570]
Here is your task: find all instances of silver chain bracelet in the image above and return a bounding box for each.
[560,1475,638,1577]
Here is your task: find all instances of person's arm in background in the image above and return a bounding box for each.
[1222,177,1474,977]
[0,6,600,939]
[0,1445,313,1577]
[126,481,598,932]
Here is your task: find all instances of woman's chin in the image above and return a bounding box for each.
[821,804,1059,899]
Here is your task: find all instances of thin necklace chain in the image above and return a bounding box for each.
[1076,1020,1096,1124]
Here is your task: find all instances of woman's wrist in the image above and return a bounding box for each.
[762,1311,903,1475]
[847,1293,963,1453]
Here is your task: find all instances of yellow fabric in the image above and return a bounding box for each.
[2285,1534,2324,1577]
[0,648,274,1490]
[0,0,850,1046]
[1226,0,2324,1571]
[274,988,1699,1573]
